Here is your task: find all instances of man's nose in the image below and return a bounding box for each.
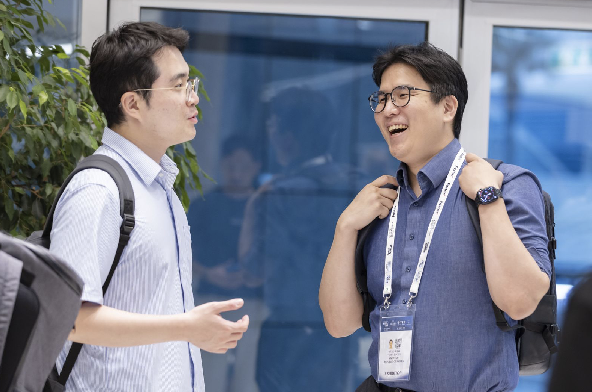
[187,90,199,106]
[383,96,400,114]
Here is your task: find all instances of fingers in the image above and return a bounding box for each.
[371,175,399,188]
[229,314,249,333]
[465,152,481,163]
[377,204,391,220]
[209,317,248,353]
[210,298,244,314]
[378,187,398,202]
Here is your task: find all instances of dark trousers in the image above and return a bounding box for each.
[355,376,415,392]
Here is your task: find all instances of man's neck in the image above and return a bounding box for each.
[405,135,456,198]
[111,124,165,163]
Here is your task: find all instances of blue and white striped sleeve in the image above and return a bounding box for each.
[50,169,122,304]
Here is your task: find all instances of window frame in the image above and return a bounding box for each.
[461,0,592,157]
[101,0,459,55]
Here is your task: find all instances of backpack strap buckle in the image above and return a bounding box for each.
[120,213,135,244]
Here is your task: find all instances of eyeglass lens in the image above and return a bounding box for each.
[369,86,411,113]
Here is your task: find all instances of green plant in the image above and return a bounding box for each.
[0,0,210,237]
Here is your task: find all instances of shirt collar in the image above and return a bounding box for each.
[101,127,179,189]
[395,138,462,195]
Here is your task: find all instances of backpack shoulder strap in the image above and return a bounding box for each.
[46,154,136,386]
[355,218,379,332]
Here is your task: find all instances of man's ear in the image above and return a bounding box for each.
[442,95,458,123]
[120,91,142,122]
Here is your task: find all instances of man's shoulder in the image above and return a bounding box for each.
[497,162,543,191]
[58,149,129,207]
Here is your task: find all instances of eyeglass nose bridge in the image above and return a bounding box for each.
[386,88,411,110]
[186,77,200,103]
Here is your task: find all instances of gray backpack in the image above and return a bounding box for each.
[0,154,134,392]
[0,233,82,392]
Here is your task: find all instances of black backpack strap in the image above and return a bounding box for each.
[542,190,557,294]
[355,219,379,332]
[43,155,135,386]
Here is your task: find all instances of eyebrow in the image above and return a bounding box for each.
[169,72,188,83]
[378,85,415,93]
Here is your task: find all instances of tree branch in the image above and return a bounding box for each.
[0,121,11,140]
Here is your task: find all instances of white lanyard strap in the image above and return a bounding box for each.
[382,148,466,308]
[382,191,400,306]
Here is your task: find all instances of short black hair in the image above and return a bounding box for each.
[221,135,260,161]
[89,22,189,128]
[372,42,468,138]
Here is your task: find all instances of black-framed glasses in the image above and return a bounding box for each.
[368,86,432,113]
[133,77,200,103]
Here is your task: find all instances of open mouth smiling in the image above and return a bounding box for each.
[388,124,408,134]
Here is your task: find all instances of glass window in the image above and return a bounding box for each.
[489,26,592,392]
[142,8,426,391]
[28,0,81,52]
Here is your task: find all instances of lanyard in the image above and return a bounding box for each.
[382,148,466,308]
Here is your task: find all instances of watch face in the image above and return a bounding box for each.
[477,187,498,204]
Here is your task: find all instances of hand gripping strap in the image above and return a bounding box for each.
[45,155,136,386]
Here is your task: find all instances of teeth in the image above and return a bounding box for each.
[388,124,408,132]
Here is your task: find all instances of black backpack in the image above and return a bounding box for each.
[27,154,135,391]
[354,159,559,376]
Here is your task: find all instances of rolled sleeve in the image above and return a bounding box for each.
[501,166,551,278]
[50,169,122,304]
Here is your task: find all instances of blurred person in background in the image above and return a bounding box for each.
[189,135,263,392]
[239,87,365,392]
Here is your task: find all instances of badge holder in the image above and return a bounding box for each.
[377,298,416,382]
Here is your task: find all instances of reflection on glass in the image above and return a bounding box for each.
[143,8,426,392]
[27,0,81,52]
[490,26,592,392]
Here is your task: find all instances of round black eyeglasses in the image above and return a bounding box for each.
[368,86,432,113]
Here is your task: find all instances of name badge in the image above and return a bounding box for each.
[378,304,415,382]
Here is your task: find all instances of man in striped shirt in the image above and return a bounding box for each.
[50,22,249,391]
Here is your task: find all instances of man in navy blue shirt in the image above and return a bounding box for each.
[319,42,551,392]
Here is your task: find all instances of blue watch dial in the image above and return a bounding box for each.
[476,186,502,205]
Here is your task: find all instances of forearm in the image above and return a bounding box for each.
[68,302,186,347]
[480,201,550,319]
[319,222,364,338]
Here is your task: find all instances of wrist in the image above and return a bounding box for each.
[477,196,505,214]
[336,215,360,236]
[169,313,190,342]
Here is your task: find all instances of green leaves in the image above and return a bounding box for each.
[5,199,15,221]
[0,0,211,235]
[19,99,27,120]
[38,91,48,106]
[0,85,9,102]
[67,98,77,116]
[6,90,18,109]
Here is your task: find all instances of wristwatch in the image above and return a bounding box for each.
[475,186,503,206]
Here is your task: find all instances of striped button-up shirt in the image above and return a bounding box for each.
[50,128,204,391]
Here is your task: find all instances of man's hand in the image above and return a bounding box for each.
[183,299,250,354]
[337,175,399,232]
[459,153,503,200]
